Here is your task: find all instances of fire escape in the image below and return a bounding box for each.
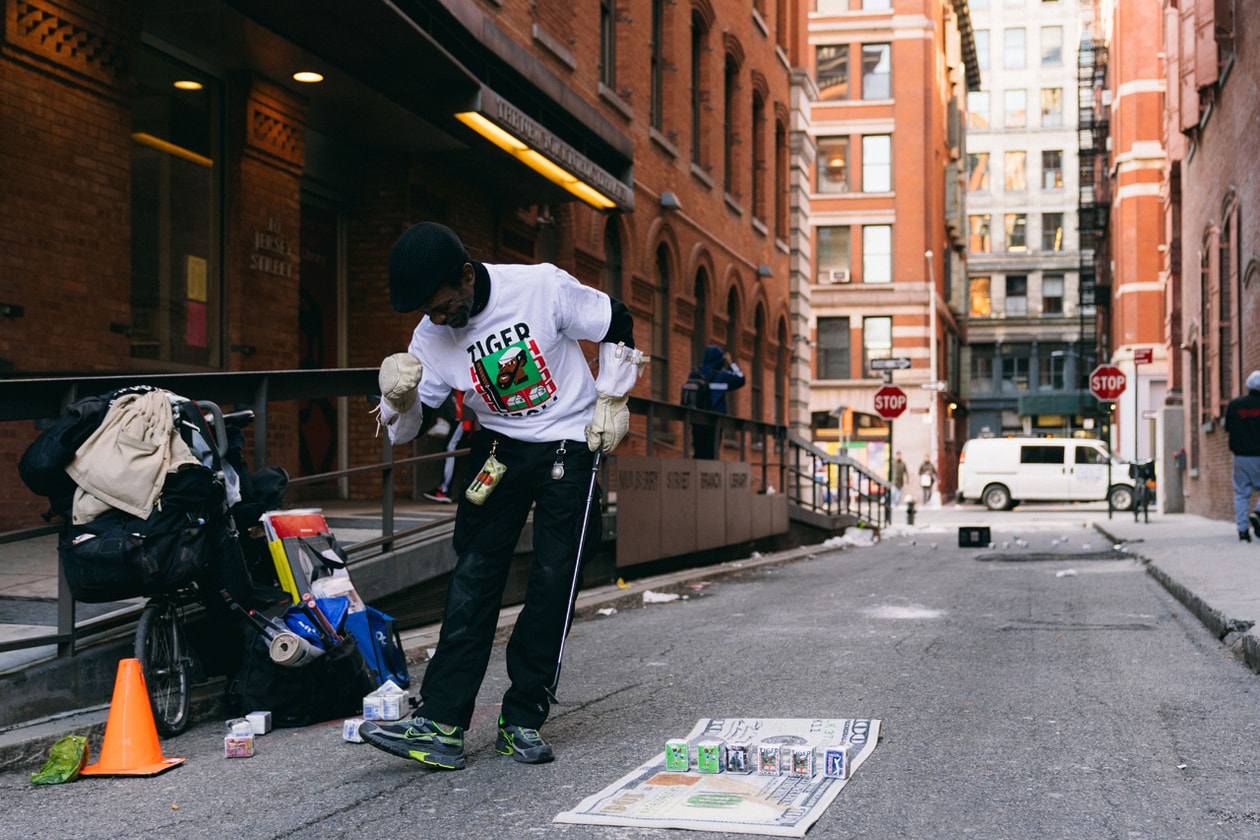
[1077,35,1109,398]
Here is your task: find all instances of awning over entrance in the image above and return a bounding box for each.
[218,0,634,209]
[1017,390,1098,417]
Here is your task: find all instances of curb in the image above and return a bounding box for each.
[1093,522,1260,677]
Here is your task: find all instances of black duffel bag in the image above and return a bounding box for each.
[224,624,377,727]
[58,465,220,603]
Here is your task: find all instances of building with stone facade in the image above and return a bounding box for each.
[799,0,979,494]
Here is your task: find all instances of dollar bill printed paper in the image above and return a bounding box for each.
[554,717,881,837]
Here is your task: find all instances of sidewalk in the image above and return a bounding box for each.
[1091,511,1260,672]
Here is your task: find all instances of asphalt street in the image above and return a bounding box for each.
[4,502,1260,839]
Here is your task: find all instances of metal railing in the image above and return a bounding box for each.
[786,435,894,526]
[0,369,888,661]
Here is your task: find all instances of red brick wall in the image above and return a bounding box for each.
[0,1,138,528]
[1174,4,1260,522]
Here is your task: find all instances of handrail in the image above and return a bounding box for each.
[0,368,888,662]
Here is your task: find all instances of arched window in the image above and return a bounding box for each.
[774,116,788,240]
[690,13,708,167]
[650,0,664,130]
[751,89,766,223]
[775,319,789,425]
[725,287,740,414]
[603,218,623,300]
[601,0,617,89]
[693,268,709,364]
[652,245,672,402]
[752,306,766,419]
[723,54,739,196]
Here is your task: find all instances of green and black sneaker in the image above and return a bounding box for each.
[495,717,555,764]
[360,717,465,770]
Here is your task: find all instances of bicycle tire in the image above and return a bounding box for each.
[135,601,192,737]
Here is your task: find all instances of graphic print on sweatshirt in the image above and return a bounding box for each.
[471,338,556,416]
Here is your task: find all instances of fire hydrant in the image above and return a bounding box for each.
[906,498,916,526]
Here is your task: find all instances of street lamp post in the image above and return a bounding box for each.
[925,250,937,473]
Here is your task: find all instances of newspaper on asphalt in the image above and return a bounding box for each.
[554,717,881,837]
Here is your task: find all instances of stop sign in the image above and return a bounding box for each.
[1089,364,1127,401]
[873,385,908,419]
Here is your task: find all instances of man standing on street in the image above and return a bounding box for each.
[891,451,908,506]
[1225,369,1260,542]
[918,455,938,505]
[364,222,644,769]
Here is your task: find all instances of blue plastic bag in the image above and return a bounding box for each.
[343,607,410,689]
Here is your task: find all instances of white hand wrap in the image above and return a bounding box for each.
[379,353,422,413]
[585,342,648,453]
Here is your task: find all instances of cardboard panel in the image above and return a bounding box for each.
[660,459,698,559]
[615,456,662,567]
[694,460,727,550]
[725,462,753,545]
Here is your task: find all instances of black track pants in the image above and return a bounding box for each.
[417,433,599,730]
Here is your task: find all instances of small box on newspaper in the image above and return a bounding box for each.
[757,743,781,775]
[789,745,815,777]
[224,733,254,758]
[665,739,690,772]
[246,711,272,735]
[725,742,753,774]
[343,718,366,743]
[696,740,725,774]
[823,744,850,780]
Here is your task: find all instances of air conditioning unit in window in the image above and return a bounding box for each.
[817,269,850,284]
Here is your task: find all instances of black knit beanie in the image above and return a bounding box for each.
[388,222,470,313]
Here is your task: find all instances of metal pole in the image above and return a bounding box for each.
[925,251,938,472]
[547,449,602,702]
[1106,404,1114,519]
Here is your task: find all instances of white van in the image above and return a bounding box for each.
[957,437,1135,511]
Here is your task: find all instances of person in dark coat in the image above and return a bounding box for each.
[1225,369,1260,542]
[689,345,745,459]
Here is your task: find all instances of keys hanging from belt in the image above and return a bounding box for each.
[551,441,567,481]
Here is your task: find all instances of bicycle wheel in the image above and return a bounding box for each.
[135,600,192,737]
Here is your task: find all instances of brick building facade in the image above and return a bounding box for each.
[0,0,802,531]
[1162,1,1260,523]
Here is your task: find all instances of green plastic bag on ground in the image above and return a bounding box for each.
[30,734,88,785]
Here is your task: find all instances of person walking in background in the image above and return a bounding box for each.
[918,455,938,505]
[423,392,474,504]
[367,221,644,770]
[1225,370,1260,542]
[891,451,908,506]
[687,345,745,459]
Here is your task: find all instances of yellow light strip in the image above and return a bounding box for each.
[456,111,617,210]
[131,132,214,168]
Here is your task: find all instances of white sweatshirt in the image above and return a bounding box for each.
[384,262,612,445]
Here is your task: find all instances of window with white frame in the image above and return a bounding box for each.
[862,134,891,192]
[1004,28,1026,68]
[863,224,892,282]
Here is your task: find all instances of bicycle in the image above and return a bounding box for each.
[1129,459,1156,524]
[131,401,269,736]
[134,584,201,737]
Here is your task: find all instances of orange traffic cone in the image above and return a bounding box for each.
[80,658,185,777]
